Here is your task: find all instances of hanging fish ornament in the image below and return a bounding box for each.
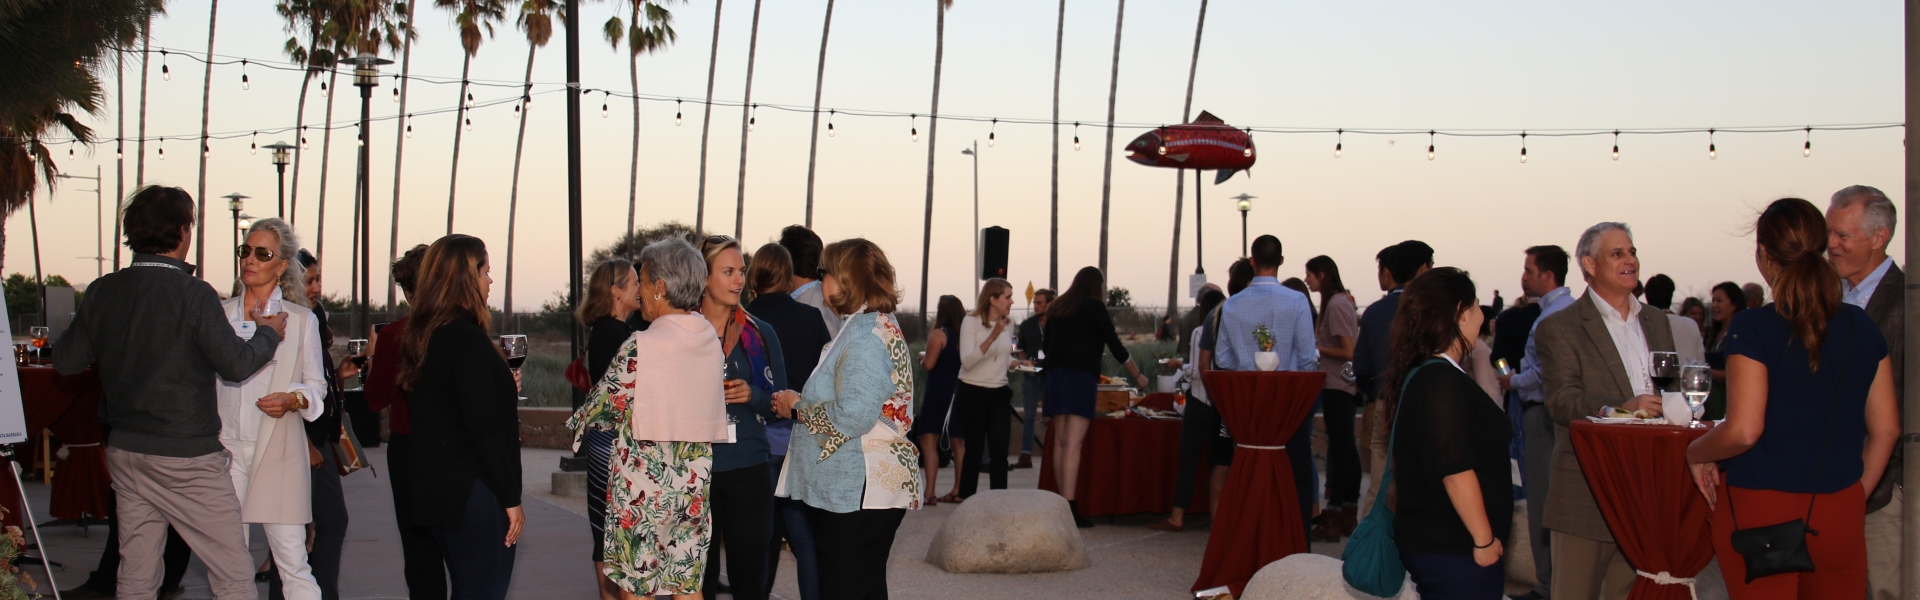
[1125,111,1256,184]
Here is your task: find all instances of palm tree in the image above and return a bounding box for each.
[503,0,555,321]
[277,0,332,227]
[313,61,340,260]
[437,0,508,234]
[604,0,680,236]
[388,0,419,317]
[1163,0,1207,318]
[729,0,763,240]
[1094,0,1124,275]
[193,0,223,277]
[915,0,952,328]
[801,0,835,227]
[692,0,722,234]
[1047,0,1063,289]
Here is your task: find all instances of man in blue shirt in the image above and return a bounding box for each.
[1498,244,1574,600]
[1356,240,1433,515]
[1210,235,1319,537]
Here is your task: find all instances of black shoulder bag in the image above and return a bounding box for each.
[1725,320,1851,583]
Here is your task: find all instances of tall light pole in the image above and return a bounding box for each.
[55,169,104,278]
[265,141,294,218]
[348,53,392,340]
[1232,193,1254,258]
[224,193,250,280]
[960,141,980,298]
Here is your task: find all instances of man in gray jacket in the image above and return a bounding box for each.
[1827,185,1905,600]
[56,186,287,600]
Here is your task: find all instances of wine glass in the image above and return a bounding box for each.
[499,334,529,371]
[1681,365,1712,428]
[346,338,369,368]
[1649,351,1680,393]
[28,326,49,360]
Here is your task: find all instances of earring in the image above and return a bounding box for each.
[655,294,663,300]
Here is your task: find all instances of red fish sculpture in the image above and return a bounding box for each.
[1125,111,1256,184]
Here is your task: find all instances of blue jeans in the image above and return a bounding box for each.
[766,455,820,600]
[1400,551,1504,599]
[431,480,516,600]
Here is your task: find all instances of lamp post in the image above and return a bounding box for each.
[225,193,250,280]
[1232,193,1254,257]
[55,168,104,278]
[265,141,294,218]
[348,52,392,339]
[960,141,980,297]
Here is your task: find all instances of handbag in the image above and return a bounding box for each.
[335,411,373,477]
[1342,358,1445,597]
[565,356,594,391]
[1724,320,1851,583]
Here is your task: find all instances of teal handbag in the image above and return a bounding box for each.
[1341,358,1443,597]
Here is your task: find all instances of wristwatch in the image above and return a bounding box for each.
[290,390,310,412]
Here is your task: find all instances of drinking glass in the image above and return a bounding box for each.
[346,338,369,367]
[1649,351,1680,393]
[499,334,529,370]
[1681,365,1712,428]
[28,326,49,360]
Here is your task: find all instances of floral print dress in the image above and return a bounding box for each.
[568,337,714,596]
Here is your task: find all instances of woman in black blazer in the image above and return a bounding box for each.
[395,234,524,600]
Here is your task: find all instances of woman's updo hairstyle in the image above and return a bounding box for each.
[1754,198,1843,370]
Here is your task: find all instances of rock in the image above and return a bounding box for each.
[1240,553,1417,600]
[552,471,586,497]
[924,490,1089,573]
[1506,500,1537,589]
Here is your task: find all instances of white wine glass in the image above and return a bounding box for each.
[1680,365,1712,428]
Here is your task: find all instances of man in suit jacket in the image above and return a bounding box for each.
[1535,223,1673,600]
[1827,185,1906,600]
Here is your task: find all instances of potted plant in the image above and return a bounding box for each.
[1252,324,1280,371]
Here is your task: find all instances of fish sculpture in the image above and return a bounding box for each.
[1124,111,1256,184]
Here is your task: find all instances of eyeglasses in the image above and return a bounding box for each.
[701,234,736,253]
[236,244,278,262]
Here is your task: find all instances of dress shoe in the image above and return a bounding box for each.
[160,585,186,600]
[1013,454,1033,469]
[58,584,113,600]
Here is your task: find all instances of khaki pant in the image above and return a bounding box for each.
[1550,530,1635,600]
[1358,401,1392,517]
[108,447,257,600]
[1867,486,1903,600]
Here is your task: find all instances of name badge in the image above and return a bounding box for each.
[232,320,257,340]
[727,423,738,444]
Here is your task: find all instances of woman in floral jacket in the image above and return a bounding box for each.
[773,238,923,600]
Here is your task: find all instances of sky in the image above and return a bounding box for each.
[16,0,1906,319]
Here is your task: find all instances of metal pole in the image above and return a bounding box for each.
[276,164,287,218]
[562,0,587,473]
[1902,2,1920,596]
[358,80,372,339]
[231,206,241,280]
[972,140,979,298]
[1240,210,1248,258]
[7,452,61,600]
[96,166,103,279]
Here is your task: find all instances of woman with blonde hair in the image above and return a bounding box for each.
[217,217,328,599]
[396,234,524,599]
[772,238,923,599]
[953,278,1027,498]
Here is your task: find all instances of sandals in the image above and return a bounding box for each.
[1148,519,1185,532]
[937,492,965,505]
[924,493,939,506]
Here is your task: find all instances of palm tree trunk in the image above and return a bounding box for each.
[136,25,149,186]
[732,0,764,241]
[803,0,836,228]
[694,0,724,234]
[1096,0,1125,276]
[447,56,472,234]
[316,67,341,263]
[917,0,946,330]
[388,0,418,318]
[289,73,312,225]
[506,44,537,320]
[625,3,641,236]
[114,45,126,271]
[1049,0,1064,290]
[1166,0,1207,318]
[194,0,220,279]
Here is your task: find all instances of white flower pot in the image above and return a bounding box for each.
[1254,352,1280,371]
[1156,375,1181,394]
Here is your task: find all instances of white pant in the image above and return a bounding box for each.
[223,439,321,600]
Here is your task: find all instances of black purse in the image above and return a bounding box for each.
[1724,321,1850,583]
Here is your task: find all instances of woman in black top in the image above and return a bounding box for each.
[1381,267,1511,600]
[575,258,640,600]
[396,234,524,600]
[283,249,354,600]
[1042,267,1148,527]
[744,244,830,600]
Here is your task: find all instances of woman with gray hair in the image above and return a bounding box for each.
[216,217,328,599]
[569,237,728,599]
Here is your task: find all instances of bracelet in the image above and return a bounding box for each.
[1473,537,1496,549]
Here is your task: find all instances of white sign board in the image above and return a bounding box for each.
[0,300,29,443]
[1188,273,1209,299]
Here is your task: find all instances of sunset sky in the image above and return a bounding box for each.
[16,0,1905,319]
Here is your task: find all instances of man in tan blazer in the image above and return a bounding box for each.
[1534,222,1675,600]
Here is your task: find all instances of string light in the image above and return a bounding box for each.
[160,50,169,81]
[988,118,997,147]
[513,103,521,119]
[465,117,473,132]
[1243,129,1253,158]
[300,126,308,149]
[911,114,918,142]
[465,88,473,108]
[1611,130,1620,161]
[158,137,165,159]
[1334,129,1343,158]
[1519,132,1528,163]
[250,131,257,154]
[392,76,401,102]
[319,80,327,98]
[601,92,608,118]
[68,144,74,159]
[675,99,683,126]
[748,104,757,132]
[240,60,250,90]
[202,142,209,158]
[1073,122,1081,151]
[1427,130,1435,161]
[1708,128,1717,160]
[405,114,413,138]
[827,110,836,137]
[1803,127,1812,157]
[115,140,122,160]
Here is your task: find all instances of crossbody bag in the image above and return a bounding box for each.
[1725,320,1852,583]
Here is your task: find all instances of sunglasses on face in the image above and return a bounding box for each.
[236,244,278,262]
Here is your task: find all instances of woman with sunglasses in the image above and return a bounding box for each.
[216,218,329,600]
[697,235,786,600]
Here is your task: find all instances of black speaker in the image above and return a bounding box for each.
[980,226,1009,280]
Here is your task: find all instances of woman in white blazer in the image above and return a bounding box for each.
[218,217,327,600]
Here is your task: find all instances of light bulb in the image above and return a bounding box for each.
[1709,144,1717,160]
[1427,145,1435,160]
[601,102,608,118]
[357,135,364,147]
[115,146,122,160]
[68,146,74,159]
[465,117,472,132]
[405,123,412,138]
[1612,145,1620,161]
[1804,141,1812,157]
[319,81,327,98]
[988,132,996,147]
[250,142,257,155]
[202,145,209,158]
[1074,136,1081,151]
[912,128,918,142]
[1157,145,1167,156]
[1334,142,1342,158]
[301,137,308,150]
[513,104,520,119]
[1520,148,1528,163]
[158,147,165,160]
[748,117,755,132]
[241,74,249,90]
[828,122,835,137]
[161,65,169,81]
[676,111,683,126]
[393,87,400,103]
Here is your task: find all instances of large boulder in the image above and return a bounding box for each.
[1239,553,1417,600]
[924,490,1090,573]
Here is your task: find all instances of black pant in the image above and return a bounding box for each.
[1286,397,1320,537]
[806,507,905,600]
[387,433,449,600]
[955,383,1012,497]
[80,490,190,594]
[1322,390,1362,507]
[1172,399,1235,510]
[270,440,350,600]
[430,480,515,600]
[703,463,771,600]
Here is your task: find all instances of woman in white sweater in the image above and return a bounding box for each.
[952,278,1031,499]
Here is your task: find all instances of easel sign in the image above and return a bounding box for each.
[0,300,29,444]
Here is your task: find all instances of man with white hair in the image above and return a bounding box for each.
[1534,222,1677,600]
[1827,184,1905,600]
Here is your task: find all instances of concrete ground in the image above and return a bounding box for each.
[12,446,1730,599]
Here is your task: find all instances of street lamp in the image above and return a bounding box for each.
[960,142,981,297]
[55,168,104,278]
[1232,193,1255,258]
[347,52,392,339]
[225,193,250,280]
[265,141,295,218]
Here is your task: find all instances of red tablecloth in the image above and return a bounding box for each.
[1037,414,1209,517]
[1570,420,1714,600]
[1191,371,1325,596]
[18,366,111,523]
